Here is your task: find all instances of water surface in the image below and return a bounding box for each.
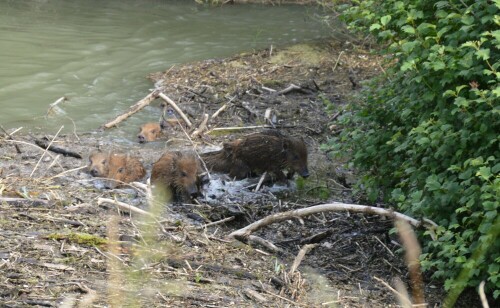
[0,0,329,135]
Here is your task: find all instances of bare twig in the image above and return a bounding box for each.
[30,126,64,178]
[0,125,22,153]
[191,113,209,138]
[102,90,159,129]
[254,172,267,192]
[158,92,192,127]
[211,96,236,119]
[46,96,67,117]
[48,166,88,180]
[98,198,153,217]
[332,51,344,73]
[195,216,235,230]
[245,235,283,253]
[276,84,302,96]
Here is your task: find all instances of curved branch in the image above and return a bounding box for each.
[227,202,436,240]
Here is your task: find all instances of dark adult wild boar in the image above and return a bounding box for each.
[230,131,309,181]
[137,122,164,143]
[105,153,146,189]
[88,151,146,189]
[200,140,242,174]
[151,151,200,202]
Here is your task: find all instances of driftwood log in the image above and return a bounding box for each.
[102,90,160,129]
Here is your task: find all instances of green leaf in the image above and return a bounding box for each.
[476,49,490,60]
[370,23,382,31]
[381,15,391,26]
[432,60,446,71]
[476,167,492,180]
[402,25,415,34]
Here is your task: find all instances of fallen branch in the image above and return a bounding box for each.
[35,138,82,159]
[158,92,192,127]
[228,202,436,240]
[97,198,153,217]
[102,90,159,129]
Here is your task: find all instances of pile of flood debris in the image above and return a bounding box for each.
[0,41,456,307]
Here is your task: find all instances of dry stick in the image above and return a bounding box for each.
[254,172,267,192]
[102,90,159,129]
[158,92,192,127]
[195,216,235,230]
[4,139,64,170]
[332,51,344,73]
[191,113,209,138]
[30,126,64,178]
[276,84,302,96]
[48,165,88,180]
[289,244,317,276]
[247,235,283,253]
[228,203,435,240]
[0,125,22,153]
[211,95,236,119]
[46,96,67,116]
[97,198,153,217]
[396,220,425,306]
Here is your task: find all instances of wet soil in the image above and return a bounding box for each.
[0,40,461,307]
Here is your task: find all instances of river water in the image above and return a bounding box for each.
[0,0,329,135]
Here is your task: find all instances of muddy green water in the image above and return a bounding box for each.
[0,0,330,137]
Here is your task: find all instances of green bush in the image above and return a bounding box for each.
[326,0,499,300]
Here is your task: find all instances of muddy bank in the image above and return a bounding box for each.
[0,41,453,307]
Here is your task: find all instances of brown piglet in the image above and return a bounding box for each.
[88,151,146,189]
[137,122,164,143]
[151,151,200,202]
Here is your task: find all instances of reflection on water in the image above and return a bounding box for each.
[0,0,330,134]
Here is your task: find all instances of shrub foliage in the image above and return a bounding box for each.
[328,0,499,299]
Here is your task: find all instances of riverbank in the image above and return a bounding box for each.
[1,40,450,307]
